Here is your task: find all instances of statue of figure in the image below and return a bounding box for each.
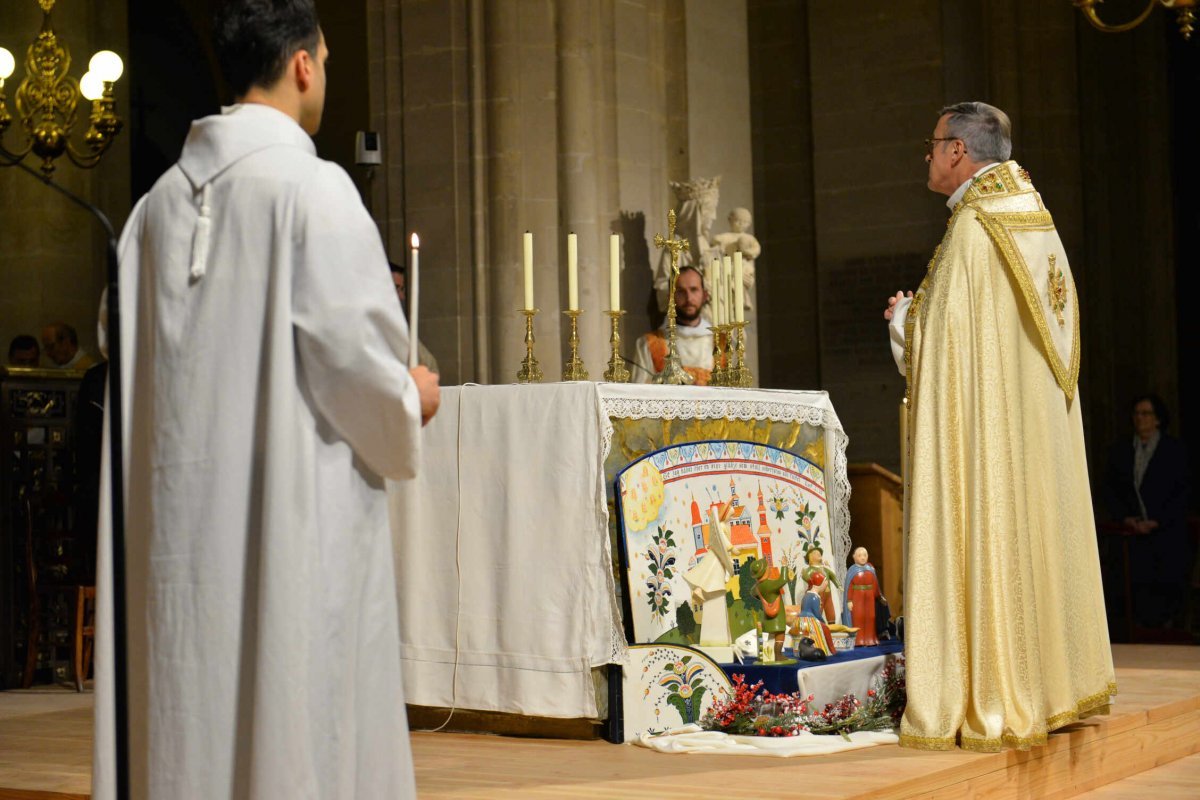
[683,508,736,661]
[794,571,835,655]
[655,176,721,311]
[748,557,794,664]
[841,546,885,646]
[710,207,762,312]
[801,547,840,625]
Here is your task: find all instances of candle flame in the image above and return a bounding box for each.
[411,233,420,248]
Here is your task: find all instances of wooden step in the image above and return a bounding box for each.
[0,644,1197,799]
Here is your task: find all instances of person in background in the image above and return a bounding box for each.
[1104,394,1191,628]
[7,334,40,367]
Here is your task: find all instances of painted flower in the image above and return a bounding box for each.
[679,684,693,699]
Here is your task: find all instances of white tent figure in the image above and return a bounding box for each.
[683,507,736,662]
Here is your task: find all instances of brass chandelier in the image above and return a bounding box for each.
[1073,0,1197,41]
[0,0,124,175]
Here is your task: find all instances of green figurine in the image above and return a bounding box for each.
[748,557,795,664]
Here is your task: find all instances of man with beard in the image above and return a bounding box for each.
[633,265,714,385]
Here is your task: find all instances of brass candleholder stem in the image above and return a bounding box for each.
[516,309,543,383]
[562,309,589,381]
[603,310,631,383]
[709,323,728,386]
[732,320,753,388]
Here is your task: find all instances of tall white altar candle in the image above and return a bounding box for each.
[523,231,534,310]
[711,257,724,325]
[734,251,745,323]
[408,233,420,369]
[567,232,579,311]
[609,234,620,311]
[722,255,733,325]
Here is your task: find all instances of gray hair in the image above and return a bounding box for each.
[939,102,1012,163]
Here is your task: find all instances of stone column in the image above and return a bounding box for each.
[684,0,757,380]
[556,0,610,371]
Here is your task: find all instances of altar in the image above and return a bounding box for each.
[388,382,850,722]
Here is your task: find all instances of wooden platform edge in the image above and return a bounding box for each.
[406,704,603,740]
[0,789,89,800]
[865,707,1200,800]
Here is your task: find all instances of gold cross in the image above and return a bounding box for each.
[653,209,690,279]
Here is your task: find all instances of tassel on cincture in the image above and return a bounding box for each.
[189,183,213,281]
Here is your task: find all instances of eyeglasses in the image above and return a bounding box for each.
[924,137,963,156]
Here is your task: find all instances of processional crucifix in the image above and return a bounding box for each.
[653,209,695,385]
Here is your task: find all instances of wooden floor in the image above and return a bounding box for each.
[2,644,1198,799]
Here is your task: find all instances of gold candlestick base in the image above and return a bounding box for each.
[562,309,589,381]
[603,310,631,383]
[516,308,543,383]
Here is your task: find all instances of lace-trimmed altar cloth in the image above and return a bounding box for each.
[389,383,850,720]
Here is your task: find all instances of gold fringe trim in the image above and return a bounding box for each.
[901,682,1118,752]
[898,732,958,751]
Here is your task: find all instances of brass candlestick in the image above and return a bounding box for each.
[731,320,753,388]
[516,308,543,383]
[652,210,694,385]
[603,310,631,383]
[709,323,728,386]
[562,309,589,381]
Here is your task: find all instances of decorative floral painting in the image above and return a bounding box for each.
[616,440,835,645]
[620,644,732,740]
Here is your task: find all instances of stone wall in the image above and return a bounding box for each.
[748,0,1187,479]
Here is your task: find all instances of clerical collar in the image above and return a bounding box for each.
[660,317,712,337]
[947,162,1001,210]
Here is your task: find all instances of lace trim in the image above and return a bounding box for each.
[598,393,853,597]
[595,401,628,666]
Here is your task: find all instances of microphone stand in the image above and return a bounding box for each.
[10,160,130,799]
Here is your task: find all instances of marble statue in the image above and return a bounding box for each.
[710,207,761,311]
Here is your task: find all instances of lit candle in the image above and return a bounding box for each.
[734,251,744,323]
[711,257,723,326]
[523,231,534,310]
[408,233,420,369]
[567,232,579,311]
[609,234,620,311]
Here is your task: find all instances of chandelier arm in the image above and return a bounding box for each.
[0,136,34,165]
[1075,0,1160,33]
[64,139,105,169]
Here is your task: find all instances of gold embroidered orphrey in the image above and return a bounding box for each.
[1047,254,1067,327]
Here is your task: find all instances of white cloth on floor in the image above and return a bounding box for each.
[634,724,898,756]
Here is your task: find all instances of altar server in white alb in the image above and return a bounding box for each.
[92,0,440,797]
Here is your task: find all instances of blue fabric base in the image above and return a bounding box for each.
[719,639,904,695]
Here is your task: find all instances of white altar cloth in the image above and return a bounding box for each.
[389,382,848,720]
[796,651,904,711]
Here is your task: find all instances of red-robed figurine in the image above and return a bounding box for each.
[841,546,885,646]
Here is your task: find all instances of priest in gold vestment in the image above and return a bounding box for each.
[886,102,1115,751]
